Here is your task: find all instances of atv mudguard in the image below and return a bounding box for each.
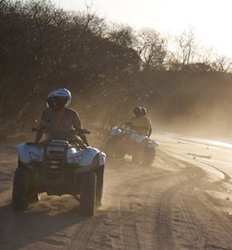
[17,143,106,167]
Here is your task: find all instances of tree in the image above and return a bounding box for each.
[210,56,232,73]
[136,29,167,70]
[197,48,232,73]
[107,25,136,48]
[175,29,197,66]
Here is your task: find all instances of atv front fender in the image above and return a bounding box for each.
[67,146,106,167]
[17,143,44,164]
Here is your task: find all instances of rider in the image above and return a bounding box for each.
[127,106,152,137]
[34,88,88,145]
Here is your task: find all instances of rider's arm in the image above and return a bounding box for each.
[34,110,47,143]
[34,129,43,143]
[72,111,89,145]
[72,111,81,130]
[147,119,152,137]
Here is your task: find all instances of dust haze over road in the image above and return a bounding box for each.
[1,133,232,250]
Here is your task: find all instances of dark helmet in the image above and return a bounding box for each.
[140,106,147,116]
[133,106,142,117]
[47,88,71,111]
[133,106,147,117]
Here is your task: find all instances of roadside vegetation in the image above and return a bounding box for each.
[0,0,232,135]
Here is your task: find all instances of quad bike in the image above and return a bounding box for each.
[105,126,157,165]
[12,129,106,217]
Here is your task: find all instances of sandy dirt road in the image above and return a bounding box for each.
[1,134,232,250]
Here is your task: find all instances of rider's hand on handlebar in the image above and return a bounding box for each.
[79,128,91,134]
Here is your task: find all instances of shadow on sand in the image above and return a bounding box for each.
[0,196,97,250]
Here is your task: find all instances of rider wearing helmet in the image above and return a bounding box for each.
[35,88,88,144]
[127,106,152,137]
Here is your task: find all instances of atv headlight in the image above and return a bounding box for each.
[98,152,106,166]
[111,127,122,136]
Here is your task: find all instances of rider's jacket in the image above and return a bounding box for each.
[39,107,81,139]
[128,116,152,137]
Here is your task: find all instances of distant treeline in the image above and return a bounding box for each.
[0,0,232,133]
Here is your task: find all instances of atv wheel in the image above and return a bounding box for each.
[132,148,143,165]
[12,166,31,210]
[28,190,39,203]
[96,167,104,207]
[80,172,97,217]
[105,138,124,159]
[143,147,155,166]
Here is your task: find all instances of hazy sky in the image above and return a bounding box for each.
[54,0,232,57]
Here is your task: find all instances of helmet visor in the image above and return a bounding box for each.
[47,96,68,110]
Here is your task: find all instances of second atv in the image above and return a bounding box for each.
[105,126,157,165]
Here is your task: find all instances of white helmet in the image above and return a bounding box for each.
[47,88,72,109]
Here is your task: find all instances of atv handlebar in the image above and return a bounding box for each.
[32,128,91,135]
[77,128,91,135]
